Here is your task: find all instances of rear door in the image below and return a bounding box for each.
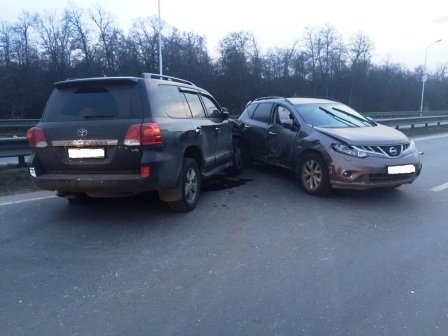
[37,79,144,174]
[242,102,273,161]
[182,91,217,169]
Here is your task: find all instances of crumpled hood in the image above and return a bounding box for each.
[314,124,410,145]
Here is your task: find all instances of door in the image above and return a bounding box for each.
[37,81,144,174]
[266,104,299,167]
[242,102,274,162]
[183,91,217,169]
[200,94,232,165]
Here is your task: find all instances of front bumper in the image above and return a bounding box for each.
[329,151,422,189]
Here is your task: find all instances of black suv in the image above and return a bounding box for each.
[27,73,243,211]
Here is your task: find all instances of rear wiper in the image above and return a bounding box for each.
[319,107,359,127]
[83,115,117,119]
[332,107,373,126]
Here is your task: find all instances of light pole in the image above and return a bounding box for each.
[158,0,163,75]
[420,39,442,115]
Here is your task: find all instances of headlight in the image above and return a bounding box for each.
[409,140,416,152]
[332,143,368,158]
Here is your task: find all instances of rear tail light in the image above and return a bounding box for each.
[140,166,151,179]
[26,127,48,148]
[124,124,141,146]
[141,123,163,145]
[124,123,163,146]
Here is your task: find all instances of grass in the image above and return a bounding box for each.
[0,165,39,196]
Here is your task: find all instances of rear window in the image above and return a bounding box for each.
[42,84,142,122]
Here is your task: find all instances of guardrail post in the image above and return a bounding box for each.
[18,155,26,167]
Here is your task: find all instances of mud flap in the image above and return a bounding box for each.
[158,186,182,202]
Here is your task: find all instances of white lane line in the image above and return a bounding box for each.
[0,195,56,207]
[431,182,448,193]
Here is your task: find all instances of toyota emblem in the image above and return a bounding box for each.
[389,146,398,156]
[77,128,88,137]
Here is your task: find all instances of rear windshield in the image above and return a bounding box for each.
[42,84,142,122]
[295,103,373,128]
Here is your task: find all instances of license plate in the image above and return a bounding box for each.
[68,148,105,159]
[387,164,415,175]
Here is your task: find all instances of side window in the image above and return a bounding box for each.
[157,85,189,118]
[275,105,293,125]
[245,103,258,118]
[201,95,221,118]
[184,92,206,118]
[252,103,273,123]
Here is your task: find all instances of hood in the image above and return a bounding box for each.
[314,124,409,145]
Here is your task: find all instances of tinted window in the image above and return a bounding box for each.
[156,85,189,118]
[252,103,273,123]
[42,84,142,122]
[184,92,206,118]
[245,103,258,118]
[201,95,221,118]
[296,103,372,128]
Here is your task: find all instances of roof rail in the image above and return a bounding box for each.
[303,96,341,103]
[253,96,286,102]
[142,73,196,86]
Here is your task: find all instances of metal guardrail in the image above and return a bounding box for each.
[1,114,448,165]
[0,137,29,166]
[0,119,39,129]
[376,115,448,129]
[364,111,448,118]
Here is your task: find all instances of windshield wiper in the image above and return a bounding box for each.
[319,107,360,128]
[332,107,373,126]
[83,115,117,119]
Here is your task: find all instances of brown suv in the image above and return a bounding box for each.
[238,97,422,195]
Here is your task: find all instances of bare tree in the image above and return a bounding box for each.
[90,6,122,73]
[65,6,92,67]
[12,11,36,67]
[0,21,12,66]
[129,17,160,71]
[35,11,75,74]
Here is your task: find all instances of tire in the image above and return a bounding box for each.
[299,154,331,196]
[167,158,201,212]
[227,138,244,176]
[64,193,89,205]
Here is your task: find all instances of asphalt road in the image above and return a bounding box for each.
[1,134,448,336]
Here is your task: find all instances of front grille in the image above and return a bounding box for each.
[368,173,415,183]
[356,143,410,158]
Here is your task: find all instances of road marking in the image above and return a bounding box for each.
[431,182,448,193]
[0,195,56,207]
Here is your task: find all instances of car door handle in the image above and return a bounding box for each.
[268,131,277,135]
[215,127,222,134]
[244,124,250,128]
[195,127,202,134]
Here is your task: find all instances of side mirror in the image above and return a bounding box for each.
[221,107,230,120]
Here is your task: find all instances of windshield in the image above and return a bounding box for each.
[295,103,373,128]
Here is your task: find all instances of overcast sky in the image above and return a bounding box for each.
[1,0,447,71]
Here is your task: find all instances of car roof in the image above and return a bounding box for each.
[287,97,337,105]
[249,97,338,106]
